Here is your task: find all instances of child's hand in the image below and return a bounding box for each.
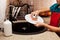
[30,11,39,21]
[31,11,39,16]
[34,22,45,27]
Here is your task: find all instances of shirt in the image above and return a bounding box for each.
[50,3,60,12]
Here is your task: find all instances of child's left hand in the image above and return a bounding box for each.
[34,22,45,27]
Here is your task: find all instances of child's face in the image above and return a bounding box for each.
[56,0,60,5]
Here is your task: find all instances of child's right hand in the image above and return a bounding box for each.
[30,12,38,21]
[31,10,40,16]
[30,10,40,21]
[34,22,45,27]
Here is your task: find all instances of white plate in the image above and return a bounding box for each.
[25,14,44,24]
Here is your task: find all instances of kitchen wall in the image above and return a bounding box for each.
[41,0,56,9]
[27,0,56,11]
[6,0,56,14]
[22,0,28,3]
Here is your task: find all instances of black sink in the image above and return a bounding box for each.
[12,22,47,35]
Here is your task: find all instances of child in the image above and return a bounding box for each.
[31,0,60,35]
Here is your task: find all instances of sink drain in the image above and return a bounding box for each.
[12,22,47,35]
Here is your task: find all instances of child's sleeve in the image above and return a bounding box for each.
[50,3,59,12]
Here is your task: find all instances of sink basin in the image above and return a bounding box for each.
[12,22,47,35]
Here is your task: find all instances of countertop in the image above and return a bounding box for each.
[0,17,60,40]
[0,31,60,40]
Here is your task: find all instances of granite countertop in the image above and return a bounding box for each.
[0,17,60,40]
[30,31,60,40]
[0,31,60,40]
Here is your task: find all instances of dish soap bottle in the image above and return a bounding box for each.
[3,18,12,36]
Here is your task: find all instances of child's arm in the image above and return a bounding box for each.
[44,23,60,32]
[30,8,50,21]
[35,22,60,32]
[31,8,50,16]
